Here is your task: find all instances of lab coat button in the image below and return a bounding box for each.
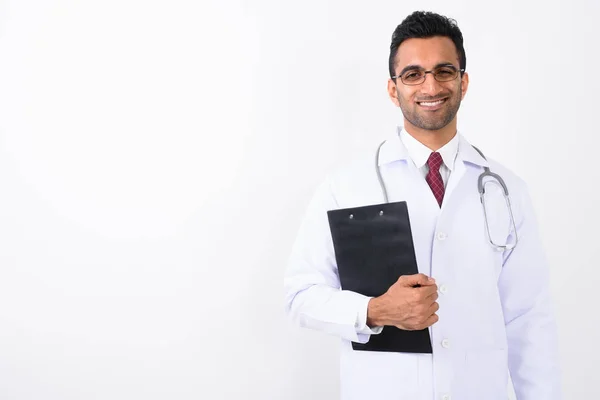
[442,395,451,400]
[439,284,448,294]
[436,232,447,240]
[441,339,450,348]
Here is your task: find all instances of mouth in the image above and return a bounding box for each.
[416,97,448,110]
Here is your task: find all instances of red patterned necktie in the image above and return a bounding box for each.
[426,152,445,207]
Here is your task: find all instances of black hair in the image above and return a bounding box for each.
[389,11,466,79]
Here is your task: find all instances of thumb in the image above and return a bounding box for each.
[399,273,435,287]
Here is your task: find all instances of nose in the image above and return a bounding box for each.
[420,72,443,96]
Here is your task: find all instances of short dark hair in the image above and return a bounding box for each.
[389,11,466,79]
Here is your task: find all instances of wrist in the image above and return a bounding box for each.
[367,296,387,327]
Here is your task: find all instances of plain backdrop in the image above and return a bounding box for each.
[0,0,597,399]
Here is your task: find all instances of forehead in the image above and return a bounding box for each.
[395,36,459,70]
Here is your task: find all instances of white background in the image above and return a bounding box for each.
[0,0,597,399]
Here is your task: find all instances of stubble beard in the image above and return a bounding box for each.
[397,89,462,131]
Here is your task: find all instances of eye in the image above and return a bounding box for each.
[402,70,423,81]
[435,67,456,77]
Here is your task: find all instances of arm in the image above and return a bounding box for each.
[283,175,383,343]
[498,182,562,399]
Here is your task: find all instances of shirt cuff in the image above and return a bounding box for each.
[355,296,384,335]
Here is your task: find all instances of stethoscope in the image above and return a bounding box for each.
[375,140,518,252]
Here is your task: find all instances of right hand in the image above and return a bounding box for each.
[367,273,439,331]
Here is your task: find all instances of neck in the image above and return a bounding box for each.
[403,119,457,151]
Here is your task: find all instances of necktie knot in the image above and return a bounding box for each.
[427,152,443,171]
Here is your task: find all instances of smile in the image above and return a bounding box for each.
[416,98,448,110]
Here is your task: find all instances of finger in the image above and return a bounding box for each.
[415,284,438,298]
[422,313,439,328]
[427,301,439,314]
[399,273,435,287]
[425,290,439,302]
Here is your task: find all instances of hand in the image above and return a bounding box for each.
[367,273,439,331]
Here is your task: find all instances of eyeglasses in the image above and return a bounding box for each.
[392,65,465,85]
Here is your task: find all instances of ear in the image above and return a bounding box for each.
[460,71,469,100]
[387,78,400,107]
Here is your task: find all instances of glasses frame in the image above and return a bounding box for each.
[392,66,466,86]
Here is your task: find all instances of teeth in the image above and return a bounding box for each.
[420,99,444,106]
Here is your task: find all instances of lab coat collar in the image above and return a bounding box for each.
[457,134,490,168]
[377,126,489,168]
[377,126,410,165]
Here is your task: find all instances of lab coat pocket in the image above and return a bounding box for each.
[464,348,509,400]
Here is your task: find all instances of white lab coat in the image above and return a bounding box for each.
[284,128,561,400]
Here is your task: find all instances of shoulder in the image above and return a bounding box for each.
[461,134,529,194]
[478,153,529,194]
[317,139,387,208]
[471,149,536,222]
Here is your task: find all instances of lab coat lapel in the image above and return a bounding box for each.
[440,134,490,212]
[441,157,466,212]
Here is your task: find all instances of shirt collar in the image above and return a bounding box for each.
[399,127,459,171]
[377,126,490,168]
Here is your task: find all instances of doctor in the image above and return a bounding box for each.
[283,10,561,400]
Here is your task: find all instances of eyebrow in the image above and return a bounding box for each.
[397,62,457,77]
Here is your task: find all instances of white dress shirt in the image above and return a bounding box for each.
[399,128,459,188]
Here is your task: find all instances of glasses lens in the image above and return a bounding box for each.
[434,66,458,81]
[401,69,424,84]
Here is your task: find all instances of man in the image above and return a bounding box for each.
[284,10,561,400]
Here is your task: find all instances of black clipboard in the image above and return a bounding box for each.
[327,201,432,353]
